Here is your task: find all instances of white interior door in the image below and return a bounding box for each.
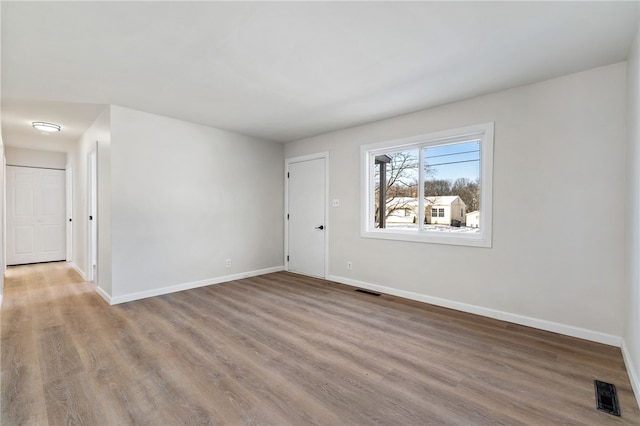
[6,166,66,265]
[287,156,326,278]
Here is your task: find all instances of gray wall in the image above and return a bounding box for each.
[624,15,640,406]
[108,106,284,301]
[5,146,66,169]
[285,63,627,343]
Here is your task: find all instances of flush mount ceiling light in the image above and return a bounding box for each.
[32,121,61,132]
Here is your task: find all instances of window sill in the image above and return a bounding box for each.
[361,228,492,248]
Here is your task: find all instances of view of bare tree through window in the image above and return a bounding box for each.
[373,140,481,233]
[374,149,419,229]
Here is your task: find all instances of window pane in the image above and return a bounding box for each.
[373,149,419,229]
[423,140,480,233]
[363,122,493,247]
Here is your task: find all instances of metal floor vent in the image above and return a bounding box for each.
[355,289,381,297]
[594,380,620,416]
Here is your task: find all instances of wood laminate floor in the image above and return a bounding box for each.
[1,262,639,425]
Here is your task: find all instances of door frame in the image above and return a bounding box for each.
[284,152,329,279]
[5,165,67,265]
[66,166,73,261]
[87,148,97,282]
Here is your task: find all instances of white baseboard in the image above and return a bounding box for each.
[69,262,87,281]
[0,293,3,307]
[109,266,284,305]
[95,286,112,305]
[622,340,640,409]
[327,274,621,347]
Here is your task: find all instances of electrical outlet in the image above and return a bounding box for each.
[332,199,340,207]
[346,261,352,270]
[225,259,231,268]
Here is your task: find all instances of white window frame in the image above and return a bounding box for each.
[361,122,494,248]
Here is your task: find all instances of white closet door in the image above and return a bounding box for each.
[287,157,326,278]
[7,166,66,265]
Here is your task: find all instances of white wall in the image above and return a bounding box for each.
[96,113,112,299]
[624,19,640,406]
[285,63,627,343]
[0,2,4,304]
[5,147,66,169]
[108,106,283,302]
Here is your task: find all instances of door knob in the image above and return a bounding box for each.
[315,225,324,230]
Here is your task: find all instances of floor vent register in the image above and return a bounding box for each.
[594,380,620,416]
[355,289,381,297]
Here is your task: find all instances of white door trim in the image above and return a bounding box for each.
[87,148,97,282]
[66,166,73,261]
[284,152,329,279]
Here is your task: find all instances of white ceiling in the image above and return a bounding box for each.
[2,1,639,149]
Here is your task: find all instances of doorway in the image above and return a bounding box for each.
[6,166,67,265]
[285,153,328,278]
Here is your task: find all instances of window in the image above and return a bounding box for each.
[361,122,493,247]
